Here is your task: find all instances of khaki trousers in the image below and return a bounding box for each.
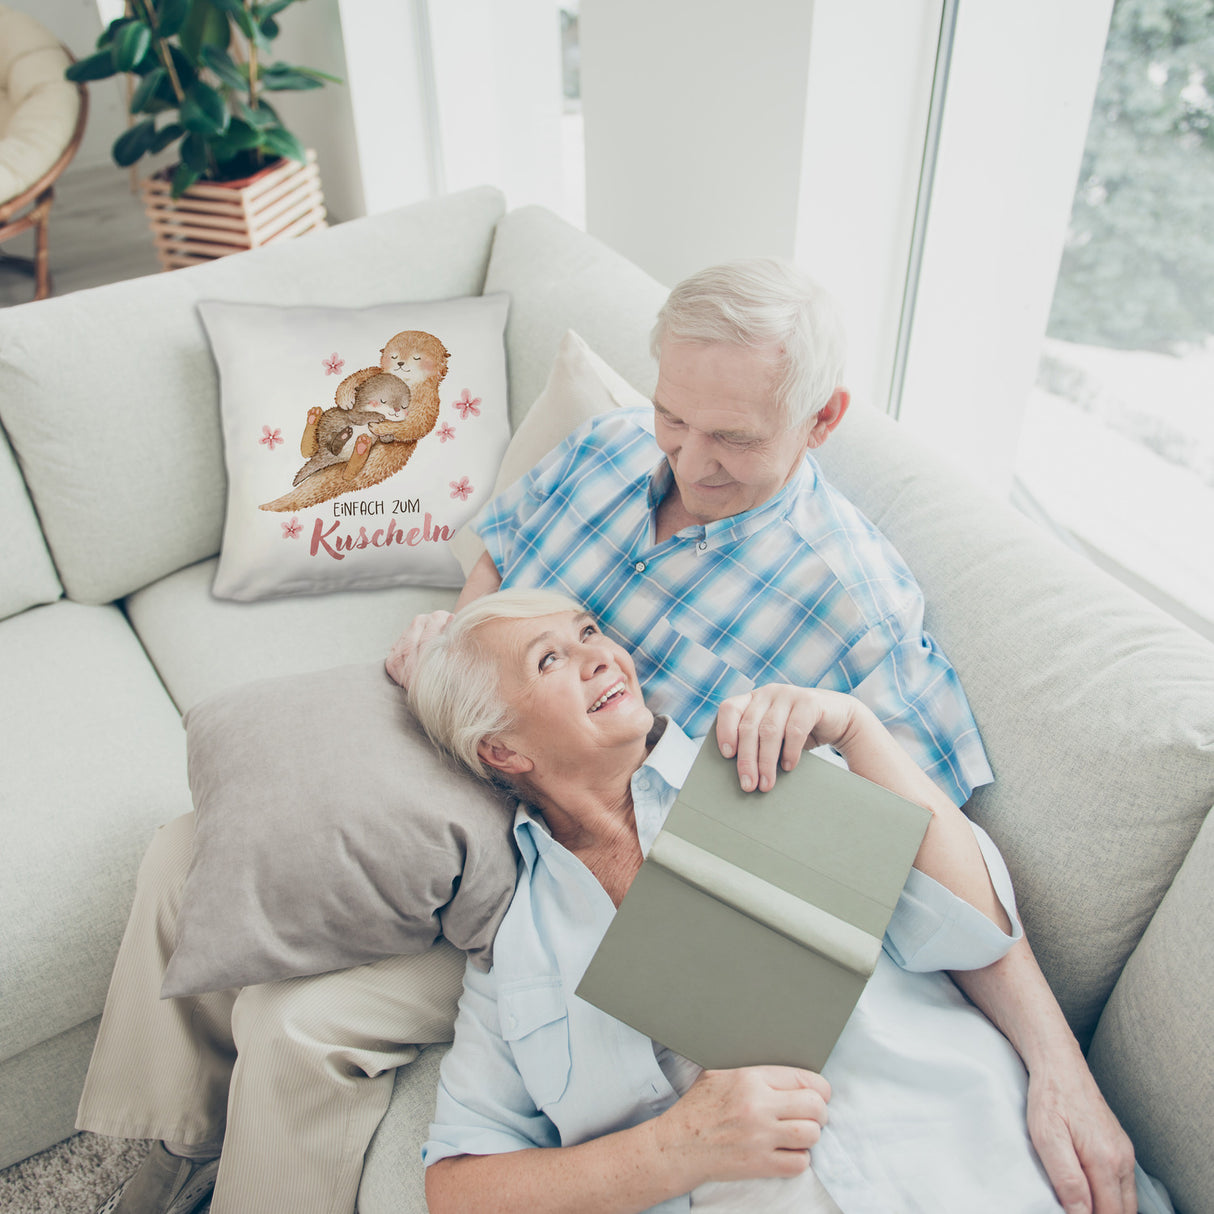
[76,814,466,1214]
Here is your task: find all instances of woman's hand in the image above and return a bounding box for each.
[715,685,861,792]
[654,1066,830,1185]
[385,610,453,688]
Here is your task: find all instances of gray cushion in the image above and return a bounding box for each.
[163,663,519,997]
[0,600,190,1062]
[484,204,668,427]
[1088,805,1214,1214]
[814,402,1214,1044]
[0,186,506,605]
[124,557,455,714]
[0,423,59,620]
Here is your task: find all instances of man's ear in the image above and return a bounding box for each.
[477,738,533,777]
[806,388,850,450]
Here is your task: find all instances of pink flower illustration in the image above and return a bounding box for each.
[449,476,474,501]
[437,422,456,442]
[260,425,284,450]
[322,352,344,376]
[453,389,481,420]
[281,516,302,540]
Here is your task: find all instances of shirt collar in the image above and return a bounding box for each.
[512,716,703,869]
[645,456,818,547]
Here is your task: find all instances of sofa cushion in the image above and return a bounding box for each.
[164,663,517,996]
[124,557,455,713]
[199,293,510,601]
[813,402,1214,1045]
[0,600,191,1063]
[1088,804,1214,1214]
[0,186,506,606]
[483,205,668,427]
[0,422,60,620]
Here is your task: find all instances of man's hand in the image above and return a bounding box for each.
[1026,1061,1136,1214]
[653,1066,830,1186]
[715,684,859,792]
[385,610,453,688]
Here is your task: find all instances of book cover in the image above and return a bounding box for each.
[575,743,932,1071]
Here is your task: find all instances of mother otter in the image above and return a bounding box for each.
[260,330,450,512]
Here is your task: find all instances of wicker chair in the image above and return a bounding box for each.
[0,5,87,302]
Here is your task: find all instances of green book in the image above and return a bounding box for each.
[575,743,932,1072]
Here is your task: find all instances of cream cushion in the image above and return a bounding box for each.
[0,6,78,203]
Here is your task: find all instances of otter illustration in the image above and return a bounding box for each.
[260,330,449,513]
[292,373,412,487]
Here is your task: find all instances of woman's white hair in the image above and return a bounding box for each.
[650,258,847,429]
[407,588,586,781]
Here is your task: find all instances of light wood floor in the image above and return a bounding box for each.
[0,162,162,308]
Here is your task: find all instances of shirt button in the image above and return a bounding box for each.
[634,561,646,573]
[697,541,708,551]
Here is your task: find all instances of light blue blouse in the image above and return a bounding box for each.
[424,722,1067,1212]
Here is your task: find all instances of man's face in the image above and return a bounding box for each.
[652,340,817,524]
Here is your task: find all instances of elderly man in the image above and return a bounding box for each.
[388,260,1136,1214]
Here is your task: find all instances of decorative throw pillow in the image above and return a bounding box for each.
[200,294,510,601]
[449,329,650,575]
[161,662,519,998]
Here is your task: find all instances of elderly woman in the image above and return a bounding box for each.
[408,588,1085,1214]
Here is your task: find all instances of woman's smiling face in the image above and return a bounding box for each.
[476,610,653,775]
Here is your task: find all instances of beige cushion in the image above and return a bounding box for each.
[0,424,60,620]
[0,8,77,202]
[0,186,506,605]
[449,329,644,574]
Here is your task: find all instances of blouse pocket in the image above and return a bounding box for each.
[499,978,572,1109]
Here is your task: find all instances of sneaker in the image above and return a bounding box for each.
[96,1142,220,1214]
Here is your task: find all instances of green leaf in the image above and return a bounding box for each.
[180,0,231,63]
[200,44,248,90]
[150,122,185,153]
[66,50,119,83]
[171,162,201,197]
[260,125,305,163]
[129,66,166,113]
[112,20,152,72]
[96,17,129,50]
[112,119,157,167]
[259,15,279,40]
[294,65,343,85]
[155,0,191,40]
[181,81,230,135]
[180,131,210,172]
[221,118,263,150]
[259,63,323,91]
[167,44,198,91]
[234,97,278,129]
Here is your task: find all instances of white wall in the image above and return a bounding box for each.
[579,0,818,288]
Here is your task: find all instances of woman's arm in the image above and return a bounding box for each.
[427,1066,830,1214]
[715,684,1010,931]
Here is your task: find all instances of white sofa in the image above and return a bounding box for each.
[0,186,1211,1214]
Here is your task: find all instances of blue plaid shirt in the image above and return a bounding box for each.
[475,407,992,805]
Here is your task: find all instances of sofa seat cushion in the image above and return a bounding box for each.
[0,600,191,1063]
[0,423,60,620]
[814,402,1214,1045]
[0,186,506,606]
[124,557,456,714]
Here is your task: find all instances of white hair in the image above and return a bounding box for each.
[407,588,586,781]
[650,258,847,428]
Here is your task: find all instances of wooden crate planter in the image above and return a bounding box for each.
[140,150,327,271]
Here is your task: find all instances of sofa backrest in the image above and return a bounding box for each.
[0,186,507,606]
[0,420,60,620]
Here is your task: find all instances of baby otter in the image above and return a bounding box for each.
[260,329,450,512]
[293,374,411,487]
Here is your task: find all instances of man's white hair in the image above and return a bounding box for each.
[407,588,586,781]
[650,258,847,429]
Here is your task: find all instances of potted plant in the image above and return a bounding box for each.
[66,0,340,268]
